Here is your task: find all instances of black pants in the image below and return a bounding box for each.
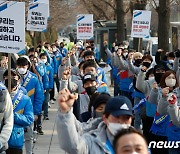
[6,148,22,154]
[142,116,154,144]
[33,114,42,131]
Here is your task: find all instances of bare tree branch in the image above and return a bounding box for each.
[99,0,116,11]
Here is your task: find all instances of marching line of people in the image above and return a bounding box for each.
[0,39,179,154]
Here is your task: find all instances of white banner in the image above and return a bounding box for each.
[27,3,48,32]
[32,0,49,18]
[77,14,93,40]
[0,1,25,54]
[131,10,151,38]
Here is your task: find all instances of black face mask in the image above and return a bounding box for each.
[85,86,97,95]
[134,59,142,67]
[154,73,164,84]
[5,78,18,89]
[142,62,151,68]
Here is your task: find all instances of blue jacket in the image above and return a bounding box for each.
[50,55,58,75]
[8,89,34,149]
[45,63,54,89]
[166,122,180,141]
[112,67,120,84]
[97,67,107,84]
[54,51,63,70]
[97,81,109,93]
[20,71,44,115]
[150,112,170,136]
[59,47,68,57]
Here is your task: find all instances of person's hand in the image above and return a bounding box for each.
[104,41,108,46]
[168,94,177,105]
[61,57,67,66]
[157,49,163,53]
[152,82,158,89]
[162,87,169,97]
[34,115,38,121]
[62,67,71,80]
[58,88,76,113]
[141,66,148,72]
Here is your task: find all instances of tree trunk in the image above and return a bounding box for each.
[157,0,170,58]
[116,0,125,43]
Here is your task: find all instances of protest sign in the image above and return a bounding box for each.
[77,14,93,40]
[131,10,151,38]
[0,1,25,54]
[27,3,48,32]
[32,0,49,18]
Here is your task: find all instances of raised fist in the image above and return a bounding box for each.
[152,82,158,89]
[58,88,76,113]
[162,87,169,97]
[168,94,177,105]
[62,67,71,80]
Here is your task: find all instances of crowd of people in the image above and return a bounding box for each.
[0,39,179,154]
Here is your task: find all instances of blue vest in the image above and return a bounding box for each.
[150,112,170,136]
[167,122,180,141]
[132,90,145,99]
[146,101,156,117]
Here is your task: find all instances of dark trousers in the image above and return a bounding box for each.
[114,83,120,96]
[33,114,42,131]
[142,116,154,144]
[42,91,50,117]
[6,148,22,154]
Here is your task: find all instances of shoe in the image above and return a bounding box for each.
[50,100,55,104]
[37,127,44,135]
[33,138,37,143]
[44,116,49,120]
[48,102,51,108]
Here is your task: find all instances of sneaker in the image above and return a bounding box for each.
[37,127,44,135]
[48,102,51,108]
[44,116,49,120]
[33,138,37,143]
[50,100,55,104]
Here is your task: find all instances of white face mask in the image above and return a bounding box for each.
[41,59,47,64]
[17,68,27,75]
[165,79,176,87]
[108,123,130,136]
[149,76,154,81]
[53,48,57,52]
[123,52,128,57]
[169,60,174,64]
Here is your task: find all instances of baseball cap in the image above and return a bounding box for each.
[93,93,111,110]
[104,96,133,117]
[82,73,96,85]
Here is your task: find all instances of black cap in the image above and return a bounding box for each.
[93,93,111,110]
[105,96,133,117]
[82,73,96,85]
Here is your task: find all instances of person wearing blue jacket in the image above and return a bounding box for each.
[4,70,34,154]
[40,53,54,120]
[51,43,63,93]
[43,45,58,103]
[16,57,44,154]
[29,55,47,135]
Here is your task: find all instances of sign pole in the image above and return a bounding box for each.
[8,53,11,93]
